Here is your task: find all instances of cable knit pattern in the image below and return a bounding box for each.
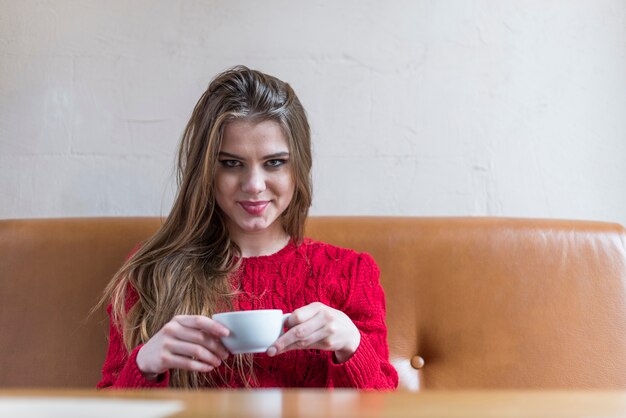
[97,238,398,390]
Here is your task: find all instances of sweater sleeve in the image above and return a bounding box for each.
[327,253,399,390]
[96,303,170,389]
[96,243,169,388]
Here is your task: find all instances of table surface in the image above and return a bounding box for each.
[3,389,626,418]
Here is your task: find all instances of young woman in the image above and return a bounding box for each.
[97,66,398,389]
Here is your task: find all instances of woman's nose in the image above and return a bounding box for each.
[241,167,266,194]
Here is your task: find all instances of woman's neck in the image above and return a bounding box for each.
[230,225,291,258]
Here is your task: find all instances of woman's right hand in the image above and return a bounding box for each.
[136,315,231,380]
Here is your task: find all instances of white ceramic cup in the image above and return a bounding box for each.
[212,309,291,354]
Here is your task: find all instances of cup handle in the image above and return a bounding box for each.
[280,313,291,336]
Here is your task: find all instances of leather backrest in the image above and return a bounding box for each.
[308,217,626,389]
[1,217,625,389]
[0,217,162,388]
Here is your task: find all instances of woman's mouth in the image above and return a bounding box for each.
[239,201,270,215]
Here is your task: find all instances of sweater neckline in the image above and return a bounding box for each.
[240,239,297,262]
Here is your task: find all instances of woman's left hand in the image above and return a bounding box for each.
[266,302,361,363]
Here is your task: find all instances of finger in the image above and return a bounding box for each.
[279,327,333,354]
[168,327,230,360]
[201,336,231,361]
[166,340,224,368]
[287,302,325,328]
[269,313,326,355]
[169,326,207,344]
[174,315,230,337]
[165,353,216,373]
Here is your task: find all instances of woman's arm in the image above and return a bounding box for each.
[97,304,170,389]
[325,253,398,389]
[268,252,399,390]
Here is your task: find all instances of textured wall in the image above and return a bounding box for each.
[1,1,625,225]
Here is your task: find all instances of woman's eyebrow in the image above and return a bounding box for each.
[263,152,290,159]
[218,151,243,159]
[218,151,290,159]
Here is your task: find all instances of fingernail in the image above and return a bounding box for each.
[267,347,277,357]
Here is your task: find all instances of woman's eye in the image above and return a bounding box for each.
[219,160,241,168]
[266,159,287,168]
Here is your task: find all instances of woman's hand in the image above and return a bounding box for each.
[266,302,361,363]
[136,315,231,380]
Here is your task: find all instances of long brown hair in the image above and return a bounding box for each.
[100,66,312,388]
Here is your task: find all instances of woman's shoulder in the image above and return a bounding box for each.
[296,239,381,308]
[297,238,378,269]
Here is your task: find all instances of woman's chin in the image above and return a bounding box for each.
[238,219,273,233]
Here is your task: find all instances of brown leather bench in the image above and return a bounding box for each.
[1,217,625,389]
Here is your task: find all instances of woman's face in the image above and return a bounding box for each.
[215,119,295,239]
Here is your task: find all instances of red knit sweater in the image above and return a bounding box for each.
[97,239,399,390]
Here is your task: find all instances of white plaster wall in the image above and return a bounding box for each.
[1,1,625,226]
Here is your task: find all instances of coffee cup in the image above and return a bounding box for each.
[212,309,291,354]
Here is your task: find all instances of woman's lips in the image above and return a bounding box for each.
[239,201,270,215]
